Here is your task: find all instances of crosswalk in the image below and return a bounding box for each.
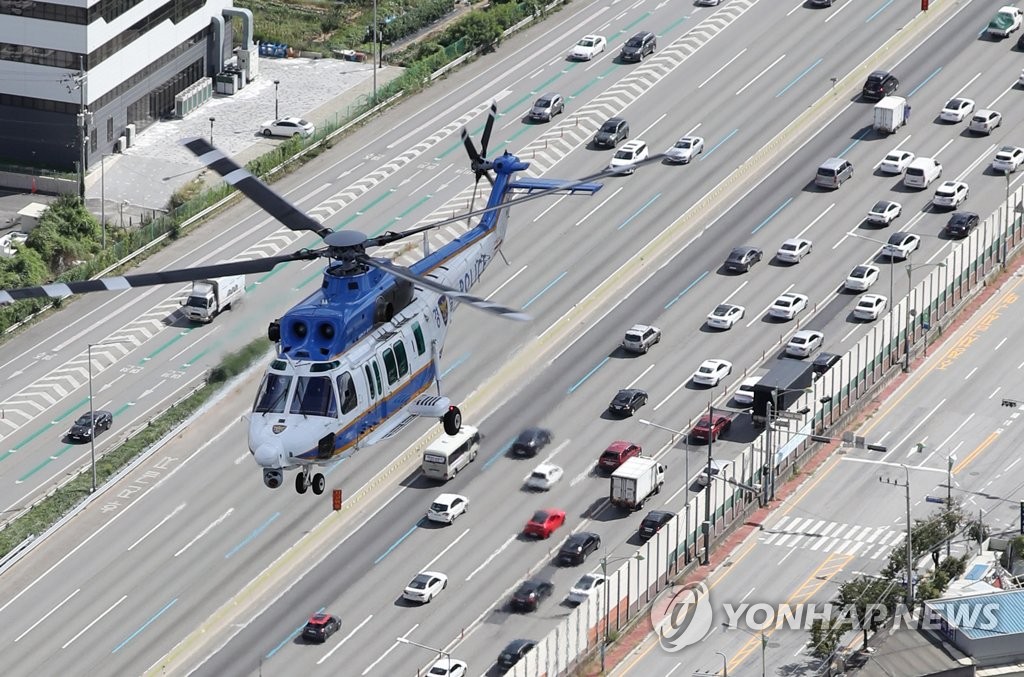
[759,515,905,560]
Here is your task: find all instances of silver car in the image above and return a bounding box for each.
[530,93,564,122]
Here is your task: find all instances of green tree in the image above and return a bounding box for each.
[24,196,101,275]
[457,12,501,51]
[809,615,847,660]
[0,246,48,289]
[837,576,901,648]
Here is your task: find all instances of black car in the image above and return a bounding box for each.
[510,579,554,612]
[302,613,340,642]
[497,639,537,670]
[944,211,980,239]
[639,510,675,541]
[619,30,656,62]
[862,70,899,102]
[66,410,113,442]
[512,427,552,457]
[609,388,648,416]
[724,246,763,273]
[594,117,630,148]
[812,352,841,375]
[557,531,602,566]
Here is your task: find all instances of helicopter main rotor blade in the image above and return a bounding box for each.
[479,101,498,158]
[0,251,320,304]
[365,257,529,322]
[368,154,665,247]
[183,138,333,239]
[462,129,484,168]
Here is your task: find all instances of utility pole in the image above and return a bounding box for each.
[372,0,378,104]
[881,465,914,605]
[704,402,714,565]
[67,56,90,199]
[946,454,955,558]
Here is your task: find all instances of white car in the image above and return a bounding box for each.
[932,181,969,209]
[854,294,888,321]
[969,109,1002,135]
[845,264,880,291]
[733,376,760,406]
[568,34,607,60]
[608,140,649,174]
[427,658,468,677]
[776,237,813,263]
[567,573,607,604]
[259,116,315,138]
[691,358,733,386]
[403,571,449,603]
[665,136,704,164]
[882,232,921,260]
[768,292,809,320]
[706,303,744,329]
[879,149,915,175]
[426,493,469,524]
[785,330,824,358]
[992,146,1024,173]
[525,463,564,491]
[939,97,975,123]
[865,200,902,226]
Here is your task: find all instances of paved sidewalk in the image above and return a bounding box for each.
[83,58,402,221]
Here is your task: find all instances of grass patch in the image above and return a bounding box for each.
[0,336,271,560]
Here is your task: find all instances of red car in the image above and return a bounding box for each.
[523,509,566,539]
[597,441,642,472]
[690,414,732,442]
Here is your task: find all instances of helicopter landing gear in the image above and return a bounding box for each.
[296,467,326,495]
[442,406,462,436]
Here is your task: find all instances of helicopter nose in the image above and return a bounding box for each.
[253,442,286,469]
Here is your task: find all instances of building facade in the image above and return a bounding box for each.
[0,0,246,171]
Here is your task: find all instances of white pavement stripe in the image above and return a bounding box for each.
[62,594,127,649]
[317,614,373,665]
[174,508,234,557]
[423,529,470,572]
[361,623,418,675]
[466,534,516,581]
[128,503,186,551]
[15,588,79,642]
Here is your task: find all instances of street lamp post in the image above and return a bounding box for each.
[600,551,644,672]
[639,418,694,557]
[715,650,729,677]
[209,116,215,145]
[99,152,113,249]
[904,262,945,372]
[273,79,280,120]
[395,636,450,664]
[947,452,956,558]
[880,464,914,605]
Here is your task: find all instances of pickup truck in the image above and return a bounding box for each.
[988,6,1023,38]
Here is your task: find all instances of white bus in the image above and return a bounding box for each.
[421,425,481,480]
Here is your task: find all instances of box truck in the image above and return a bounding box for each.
[873,96,907,134]
[610,456,666,511]
[183,275,245,323]
[752,358,815,425]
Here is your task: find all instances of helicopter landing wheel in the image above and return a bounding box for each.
[295,470,309,495]
[311,473,326,495]
[442,406,462,436]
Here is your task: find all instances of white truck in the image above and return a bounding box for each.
[873,96,907,134]
[182,275,245,323]
[609,456,666,511]
[988,6,1023,38]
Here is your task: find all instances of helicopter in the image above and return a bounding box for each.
[0,104,664,494]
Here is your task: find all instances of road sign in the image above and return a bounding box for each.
[926,496,946,504]
[775,410,804,421]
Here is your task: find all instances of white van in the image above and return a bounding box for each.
[903,157,942,189]
[421,425,480,480]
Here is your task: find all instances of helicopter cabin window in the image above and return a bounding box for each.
[372,361,383,394]
[383,348,398,385]
[289,376,337,417]
[254,373,292,414]
[394,340,409,377]
[337,372,358,414]
[412,322,426,356]
[364,365,376,400]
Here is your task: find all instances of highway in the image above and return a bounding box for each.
[1,0,1020,675]
[614,259,1024,677]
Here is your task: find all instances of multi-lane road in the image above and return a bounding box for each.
[2,0,1022,675]
[615,266,1024,677]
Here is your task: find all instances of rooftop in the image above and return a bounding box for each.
[928,589,1024,640]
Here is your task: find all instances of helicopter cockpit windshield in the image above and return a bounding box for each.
[252,361,358,418]
[290,376,337,417]
[253,373,292,413]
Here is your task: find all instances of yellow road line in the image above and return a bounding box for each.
[952,431,999,475]
[729,552,852,669]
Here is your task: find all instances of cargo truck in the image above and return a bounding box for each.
[751,358,814,425]
[609,456,666,511]
[988,6,1022,38]
[873,96,907,134]
[182,275,245,323]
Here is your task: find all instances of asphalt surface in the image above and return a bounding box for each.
[614,263,1024,677]
[2,0,1023,676]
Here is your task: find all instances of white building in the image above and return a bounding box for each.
[0,0,256,171]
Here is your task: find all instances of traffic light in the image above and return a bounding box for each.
[921,0,929,9]
[332,488,343,511]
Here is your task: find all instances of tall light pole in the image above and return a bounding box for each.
[99,152,114,249]
[209,116,215,145]
[372,0,378,103]
[396,636,450,664]
[904,262,945,371]
[273,79,280,120]
[715,650,729,677]
[1004,171,1011,265]
[946,453,956,558]
[600,550,643,672]
[641,418,695,559]
[880,464,914,605]
[86,340,128,492]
